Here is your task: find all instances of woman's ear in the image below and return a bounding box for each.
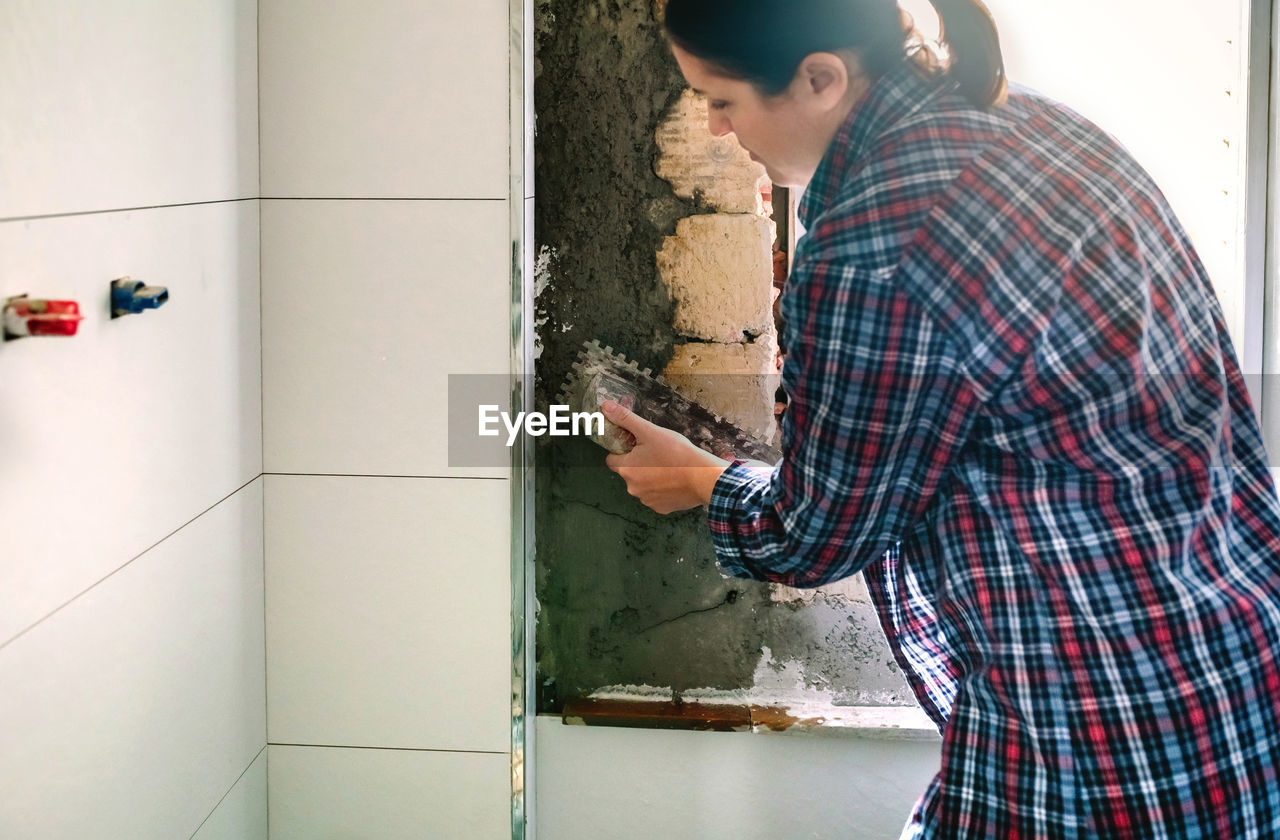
[798,52,850,107]
[796,51,868,114]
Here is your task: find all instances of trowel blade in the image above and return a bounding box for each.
[557,339,782,464]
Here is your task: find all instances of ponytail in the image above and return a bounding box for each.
[928,0,1008,107]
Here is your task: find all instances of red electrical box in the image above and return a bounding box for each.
[3,294,85,340]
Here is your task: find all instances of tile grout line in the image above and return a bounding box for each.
[258,196,506,201]
[257,1,270,829]
[264,472,510,481]
[268,742,509,756]
[184,745,267,840]
[0,197,258,224]
[0,197,506,225]
[0,475,264,653]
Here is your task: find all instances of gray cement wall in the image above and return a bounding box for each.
[533,0,916,715]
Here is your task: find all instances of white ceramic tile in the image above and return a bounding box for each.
[0,482,266,840]
[261,199,509,478]
[0,0,258,219]
[192,750,268,840]
[268,745,509,840]
[260,0,508,199]
[0,201,262,644]
[266,475,511,753]
[535,717,941,840]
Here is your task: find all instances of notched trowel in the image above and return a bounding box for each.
[557,339,782,464]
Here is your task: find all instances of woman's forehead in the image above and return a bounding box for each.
[671,44,752,93]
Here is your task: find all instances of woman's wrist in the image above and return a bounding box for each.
[689,451,732,506]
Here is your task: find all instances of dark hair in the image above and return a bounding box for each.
[661,0,1008,108]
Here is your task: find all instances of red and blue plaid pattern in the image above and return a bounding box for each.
[708,64,1280,837]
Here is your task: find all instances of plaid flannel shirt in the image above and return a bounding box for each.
[707,64,1280,838]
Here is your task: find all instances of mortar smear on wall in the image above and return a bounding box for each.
[533,245,557,360]
[533,0,917,722]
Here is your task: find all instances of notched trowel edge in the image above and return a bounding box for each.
[557,339,782,464]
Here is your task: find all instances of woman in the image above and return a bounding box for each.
[603,0,1280,836]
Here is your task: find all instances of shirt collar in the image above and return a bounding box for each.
[799,63,952,230]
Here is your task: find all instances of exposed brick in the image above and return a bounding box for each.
[655,90,767,214]
[662,336,778,436]
[658,213,774,343]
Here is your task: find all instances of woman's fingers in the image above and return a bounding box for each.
[601,400,658,439]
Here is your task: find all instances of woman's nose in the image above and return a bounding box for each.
[708,110,732,137]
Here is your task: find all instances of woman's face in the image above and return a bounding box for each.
[670,44,832,188]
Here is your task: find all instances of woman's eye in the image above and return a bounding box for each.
[709,100,729,111]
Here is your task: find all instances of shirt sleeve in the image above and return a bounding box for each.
[707,257,981,588]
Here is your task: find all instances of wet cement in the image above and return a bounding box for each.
[533,0,915,713]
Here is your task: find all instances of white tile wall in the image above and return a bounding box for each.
[268,745,510,839]
[0,482,266,840]
[259,0,518,829]
[266,475,511,753]
[0,200,263,644]
[536,718,941,840]
[192,751,269,840]
[259,0,509,199]
[261,199,509,478]
[6,0,524,836]
[0,0,259,219]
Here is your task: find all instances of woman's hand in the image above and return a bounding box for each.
[602,400,731,514]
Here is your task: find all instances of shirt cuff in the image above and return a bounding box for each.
[707,460,773,579]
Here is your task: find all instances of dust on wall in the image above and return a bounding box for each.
[533,0,916,715]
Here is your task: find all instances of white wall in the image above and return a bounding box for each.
[901,0,1257,362]
[0,1,266,838]
[536,719,940,840]
[257,0,516,835]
